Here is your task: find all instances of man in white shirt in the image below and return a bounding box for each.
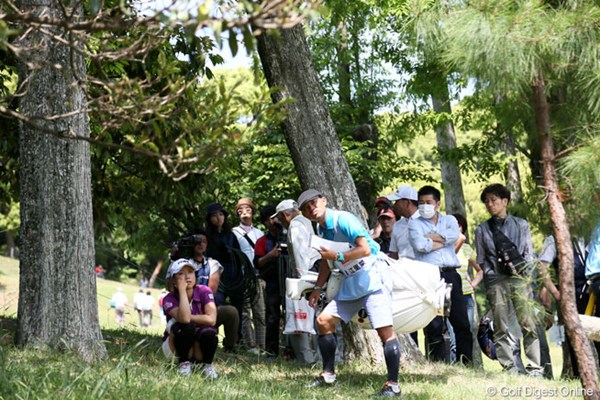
[386,185,420,260]
[274,199,320,364]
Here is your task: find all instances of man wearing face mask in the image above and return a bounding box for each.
[408,185,472,365]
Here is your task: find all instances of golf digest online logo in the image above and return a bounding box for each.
[486,385,594,398]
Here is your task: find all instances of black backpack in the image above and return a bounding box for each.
[488,218,528,276]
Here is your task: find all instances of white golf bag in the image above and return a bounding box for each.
[286,256,451,334]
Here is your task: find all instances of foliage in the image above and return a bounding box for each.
[559,135,600,238]
[403,0,600,238]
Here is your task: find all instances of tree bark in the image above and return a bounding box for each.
[256,24,421,365]
[15,0,106,361]
[430,80,466,216]
[148,259,164,288]
[493,94,524,204]
[533,74,598,399]
[501,131,524,204]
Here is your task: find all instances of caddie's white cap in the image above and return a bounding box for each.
[272,199,298,218]
[165,258,197,279]
[385,185,418,201]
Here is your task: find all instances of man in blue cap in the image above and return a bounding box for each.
[298,189,401,398]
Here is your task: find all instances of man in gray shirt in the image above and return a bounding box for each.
[474,183,542,376]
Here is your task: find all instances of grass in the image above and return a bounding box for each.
[0,256,587,399]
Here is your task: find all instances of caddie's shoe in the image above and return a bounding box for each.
[201,363,218,379]
[177,361,192,377]
[305,373,336,388]
[374,382,402,397]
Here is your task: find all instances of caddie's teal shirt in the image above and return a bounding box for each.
[318,208,383,300]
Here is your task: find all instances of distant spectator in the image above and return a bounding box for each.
[95,265,106,278]
[111,287,128,325]
[140,275,149,288]
[134,289,145,326]
[158,289,168,325]
[142,290,155,327]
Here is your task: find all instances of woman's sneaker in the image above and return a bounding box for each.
[177,361,192,377]
[202,363,218,379]
[375,382,401,397]
[305,373,336,388]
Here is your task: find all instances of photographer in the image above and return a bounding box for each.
[254,205,287,358]
[474,183,543,377]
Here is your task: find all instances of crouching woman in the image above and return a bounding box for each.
[162,258,219,378]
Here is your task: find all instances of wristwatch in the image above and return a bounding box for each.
[313,285,325,292]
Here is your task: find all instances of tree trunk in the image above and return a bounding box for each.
[493,94,524,204]
[533,74,598,399]
[430,79,466,216]
[148,259,164,288]
[15,0,106,361]
[501,131,524,204]
[256,24,421,365]
[336,19,352,109]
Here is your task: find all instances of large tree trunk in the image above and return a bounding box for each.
[430,76,466,216]
[15,0,106,361]
[533,74,598,399]
[256,24,422,365]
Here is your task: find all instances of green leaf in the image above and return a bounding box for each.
[229,30,238,57]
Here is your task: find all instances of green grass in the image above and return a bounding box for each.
[0,256,587,399]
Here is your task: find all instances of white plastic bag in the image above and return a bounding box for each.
[283,296,316,335]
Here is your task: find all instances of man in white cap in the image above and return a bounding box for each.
[385,185,420,260]
[274,199,320,364]
[298,189,402,398]
[274,199,319,277]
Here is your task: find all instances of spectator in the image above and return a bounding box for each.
[188,228,240,353]
[231,197,266,355]
[408,185,472,365]
[585,220,600,355]
[134,289,145,326]
[142,290,154,327]
[254,205,286,358]
[161,258,219,378]
[452,213,483,329]
[375,207,396,256]
[474,183,543,377]
[205,202,245,342]
[158,289,168,325]
[140,275,149,288]
[386,185,420,260]
[111,287,128,326]
[274,199,321,364]
[95,265,106,278]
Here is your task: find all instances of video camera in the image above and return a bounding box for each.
[169,234,203,261]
